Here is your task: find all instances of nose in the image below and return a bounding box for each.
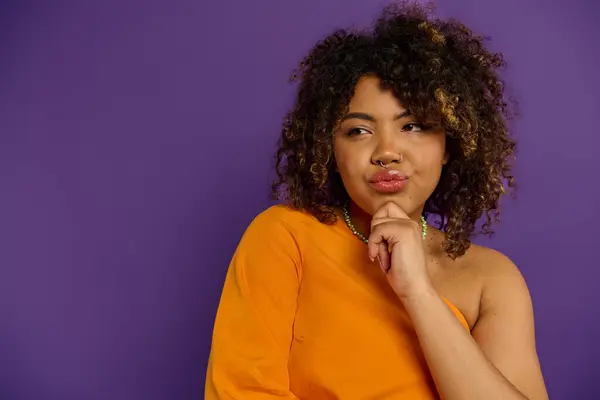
[372,134,402,167]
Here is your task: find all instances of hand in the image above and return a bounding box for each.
[367,202,433,299]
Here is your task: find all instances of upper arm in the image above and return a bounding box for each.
[471,250,548,400]
[206,207,302,399]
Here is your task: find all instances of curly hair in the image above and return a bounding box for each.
[271,1,516,259]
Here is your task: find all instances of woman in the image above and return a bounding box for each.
[206,2,548,399]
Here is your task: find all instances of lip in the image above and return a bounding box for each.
[368,170,409,193]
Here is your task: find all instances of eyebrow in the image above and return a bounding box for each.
[341,110,412,122]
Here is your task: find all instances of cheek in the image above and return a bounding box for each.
[334,140,356,174]
[422,150,446,168]
[443,148,450,165]
[335,156,358,181]
[333,142,368,188]
[412,143,447,182]
[419,137,447,167]
[439,136,449,164]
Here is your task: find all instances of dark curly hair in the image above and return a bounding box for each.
[271,1,516,259]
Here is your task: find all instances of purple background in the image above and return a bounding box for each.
[0,0,598,399]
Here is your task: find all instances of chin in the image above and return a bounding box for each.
[356,194,416,216]
[382,197,415,213]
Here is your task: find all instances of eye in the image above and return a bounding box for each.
[347,127,371,136]
[402,123,425,132]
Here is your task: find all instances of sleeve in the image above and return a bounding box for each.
[205,208,302,399]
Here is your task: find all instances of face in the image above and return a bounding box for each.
[333,76,448,218]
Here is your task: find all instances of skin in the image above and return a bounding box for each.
[333,76,548,400]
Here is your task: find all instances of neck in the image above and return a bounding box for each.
[347,201,425,237]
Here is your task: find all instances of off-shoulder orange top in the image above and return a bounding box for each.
[206,205,469,399]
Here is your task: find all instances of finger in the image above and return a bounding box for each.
[368,231,382,262]
[372,201,409,220]
[377,242,391,273]
[370,216,397,232]
[367,222,398,261]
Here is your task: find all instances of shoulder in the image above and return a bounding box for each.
[230,205,315,273]
[254,204,314,222]
[249,204,318,232]
[463,244,531,314]
[463,246,547,399]
[465,244,526,285]
[240,204,320,250]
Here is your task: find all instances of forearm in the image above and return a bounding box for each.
[402,289,527,400]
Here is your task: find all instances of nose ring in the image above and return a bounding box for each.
[377,154,402,169]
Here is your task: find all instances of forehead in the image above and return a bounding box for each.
[347,76,407,115]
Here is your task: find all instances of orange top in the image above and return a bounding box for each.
[206,205,470,399]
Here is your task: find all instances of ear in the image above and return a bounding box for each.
[442,151,450,165]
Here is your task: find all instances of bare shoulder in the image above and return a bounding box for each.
[462,245,548,399]
[462,244,532,322]
[465,244,528,294]
[434,242,531,327]
[465,244,524,279]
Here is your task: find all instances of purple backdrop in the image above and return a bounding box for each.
[0,0,598,399]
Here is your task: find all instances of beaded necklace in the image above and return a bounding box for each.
[341,205,428,243]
